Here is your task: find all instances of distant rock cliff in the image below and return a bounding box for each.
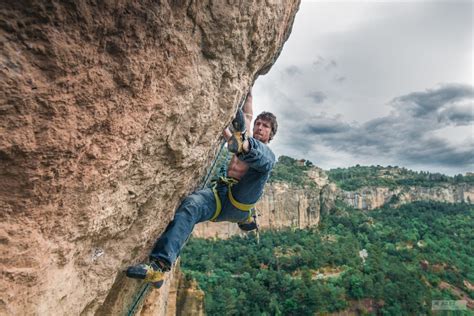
[0,1,300,315]
[340,184,473,210]
[193,166,473,239]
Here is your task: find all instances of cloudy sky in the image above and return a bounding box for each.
[253,0,473,175]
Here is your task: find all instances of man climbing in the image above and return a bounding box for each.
[125,90,278,288]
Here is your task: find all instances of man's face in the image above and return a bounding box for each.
[253,119,272,144]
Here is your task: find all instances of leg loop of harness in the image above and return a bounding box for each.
[210,183,222,222]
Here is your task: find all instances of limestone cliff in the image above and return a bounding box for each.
[174,272,205,316]
[193,166,473,239]
[339,184,474,210]
[0,1,300,315]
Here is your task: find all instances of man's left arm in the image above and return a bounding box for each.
[223,90,253,141]
[242,90,253,133]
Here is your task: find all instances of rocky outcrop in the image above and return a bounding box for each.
[0,1,300,314]
[193,181,326,239]
[137,261,204,316]
[175,273,205,316]
[340,184,474,210]
[193,219,242,239]
[258,182,321,229]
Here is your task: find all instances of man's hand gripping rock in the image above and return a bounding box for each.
[228,108,247,154]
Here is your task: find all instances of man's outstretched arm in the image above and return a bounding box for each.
[223,90,253,141]
[242,90,253,133]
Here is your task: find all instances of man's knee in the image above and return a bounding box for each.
[176,194,202,217]
[175,189,215,222]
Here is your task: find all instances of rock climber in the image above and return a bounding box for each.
[125,90,278,288]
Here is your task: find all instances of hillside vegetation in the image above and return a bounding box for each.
[181,201,473,315]
[327,165,474,191]
[267,155,474,191]
[269,155,316,187]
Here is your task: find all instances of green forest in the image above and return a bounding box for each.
[269,155,316,188]
[181,201,473,315]
[327,165,474,191]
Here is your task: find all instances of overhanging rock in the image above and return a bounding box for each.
[0,1,300,314]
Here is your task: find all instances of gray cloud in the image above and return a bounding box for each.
[312,56,325,67]
[254,2,473,174]
[325,60,337,71]
[438,103,474,125]
[283,65,302,76]
[304,120,350,134]
[306,91,327,104]
[293,84,474,168]
[401,138,474,167]
[313,56,338,71]
[392,83,473,118]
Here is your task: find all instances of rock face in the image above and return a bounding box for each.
[258,182,321,229]
[340,184,474,210]
[193,181,326,239]
[0,1,300,315]
[175,273,205,316]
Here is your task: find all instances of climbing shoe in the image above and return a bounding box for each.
[125,262,165,288]
[228,109,247,154]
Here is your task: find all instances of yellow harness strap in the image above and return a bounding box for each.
[227,188,255,211]
[209,177,256,222]
[210,186,222,221]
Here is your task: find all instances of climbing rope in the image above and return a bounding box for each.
[126,283,151,316]
[124,92,248,316]
[201,140,227,188]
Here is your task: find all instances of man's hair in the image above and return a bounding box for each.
[255,111,278,142]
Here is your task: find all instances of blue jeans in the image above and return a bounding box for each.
[150,137,275,267]
[149,183,257,267]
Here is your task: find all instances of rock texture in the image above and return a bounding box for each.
[138,260,204,316]
[0,0,300,314]
[258,182,321,229]
[174,272,205,316]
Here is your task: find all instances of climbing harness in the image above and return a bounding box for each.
[209,176,256,222]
